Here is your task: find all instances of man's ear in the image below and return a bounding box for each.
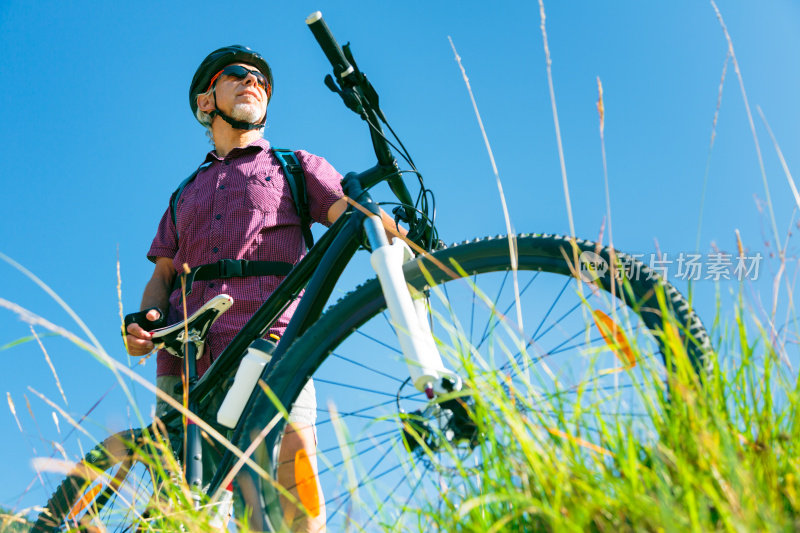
[197,92,215,113]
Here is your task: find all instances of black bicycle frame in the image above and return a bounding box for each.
[173,169,389,413]
[158,163,396,495]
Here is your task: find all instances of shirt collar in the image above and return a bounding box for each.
[203,137,272,165]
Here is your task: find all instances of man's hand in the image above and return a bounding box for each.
[125,257,175,357]
[124,308,164,356]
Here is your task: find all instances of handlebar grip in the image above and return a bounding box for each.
[306,11,355,81]
[123,307,166,332]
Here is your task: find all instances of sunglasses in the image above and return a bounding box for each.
[207,65,270,96]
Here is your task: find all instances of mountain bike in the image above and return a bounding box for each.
[33,11,711,532]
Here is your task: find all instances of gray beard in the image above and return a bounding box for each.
[230,103,264,124]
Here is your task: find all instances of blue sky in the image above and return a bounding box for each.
[1,0,799,517]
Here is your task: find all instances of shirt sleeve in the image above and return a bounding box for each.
[295,150,344,227]
[147,204,178,263]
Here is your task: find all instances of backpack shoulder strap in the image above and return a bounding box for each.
[272,147,314,249]
[170,163,210,240]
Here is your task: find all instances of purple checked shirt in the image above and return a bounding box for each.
[147,138,343,377]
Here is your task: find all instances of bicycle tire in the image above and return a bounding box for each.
[31,428,161,532]
[241,233,711,531]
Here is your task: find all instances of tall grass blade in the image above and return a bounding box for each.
[709,0,781,254]
[597,77,613,249]
[447,37,523,337]
[537,0,575,240]
[30,326,68,406]
[7,392,23,433]
[693,51,730,271]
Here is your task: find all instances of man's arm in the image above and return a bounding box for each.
[326,197,348,224]
[125,257,175,356]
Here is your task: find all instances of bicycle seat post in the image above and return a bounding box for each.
[183,340,203,508]
[147,294,234,507]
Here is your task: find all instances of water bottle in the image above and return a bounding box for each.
[216,338,277,428]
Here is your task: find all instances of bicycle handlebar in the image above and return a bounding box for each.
[307,12,394,166]
[306,12,356,83]
[306,12,429,242]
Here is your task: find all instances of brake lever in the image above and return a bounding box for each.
[324,74,340,94]
[361,75,386,123]
[325,74,364,115]
[342,43,387,123]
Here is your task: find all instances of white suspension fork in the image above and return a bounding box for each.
[363,216,462,397]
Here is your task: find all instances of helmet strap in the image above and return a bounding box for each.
[210,109,266,130]
[208,88,266,131]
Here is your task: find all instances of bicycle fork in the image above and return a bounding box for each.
[363,216,462,398]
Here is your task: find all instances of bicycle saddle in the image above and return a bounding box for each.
[150,294,233,359]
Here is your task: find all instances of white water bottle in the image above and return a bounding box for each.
[216,338,276,428]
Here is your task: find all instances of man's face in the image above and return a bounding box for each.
[208,62,268,124]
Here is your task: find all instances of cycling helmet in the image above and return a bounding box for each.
[189,45,273,130]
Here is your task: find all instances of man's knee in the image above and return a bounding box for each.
[155,375,183,418]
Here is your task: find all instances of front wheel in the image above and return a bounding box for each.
[247,233,711,531]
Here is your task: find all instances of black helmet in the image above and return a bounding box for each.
[189,45,273,127]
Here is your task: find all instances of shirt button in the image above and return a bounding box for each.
[209,282,215,288]
[224,160,231,166]
[265,176,271,181]
[215,214,222,220]
[213,247,219,253]
[219,185,225,190]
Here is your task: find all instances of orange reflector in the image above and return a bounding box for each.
[294,449,320,517]
[592,310,636,368]
[67,484,102,520]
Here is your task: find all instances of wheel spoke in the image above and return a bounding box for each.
[366,457,431,528]
[317,434,397,479]
[532,277,571,340]
[313,378,427,401]
[315,396,418,427]
[331,352,407,383]
[533,299,584,342]
[327,455,406,521]
[475,269,510,349]
[469,272,477,346]
[354,328,403,355]
[499,270,540,319]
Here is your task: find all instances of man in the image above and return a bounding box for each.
[124,45,351,532]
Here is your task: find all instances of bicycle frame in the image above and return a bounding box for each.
[180,169,391,412]
[157,163,408,500]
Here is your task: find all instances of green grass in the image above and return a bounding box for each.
[4,252,799,532]
[395,289,800,532]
